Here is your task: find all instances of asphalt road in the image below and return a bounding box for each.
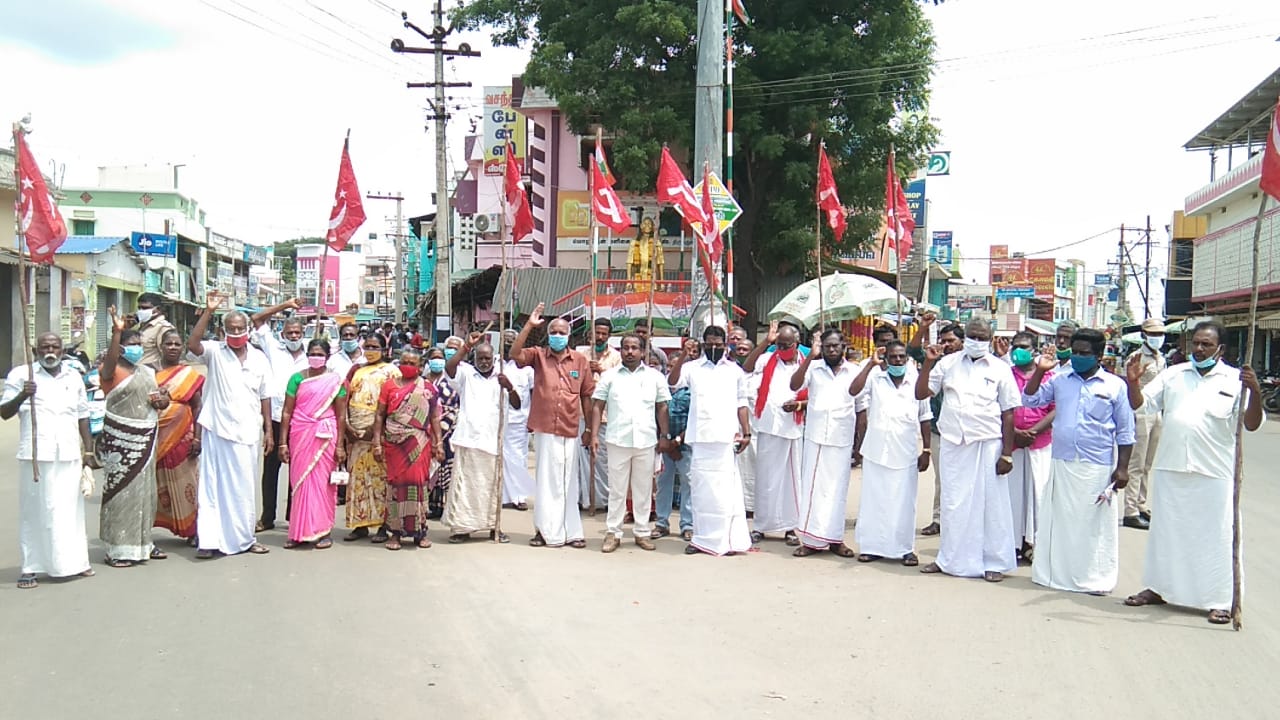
[3,418,1279,719]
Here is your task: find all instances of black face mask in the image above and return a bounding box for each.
[705,347,725,365]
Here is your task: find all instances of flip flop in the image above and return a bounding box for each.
[314,538,333,550]
[901,552,919,567]
[149,548,168,560]
[568,539,587,549]
[195,549,216,559]
[528,534,547,547]
[920,562,943,574]
[416,536,432,549]
[515,502,529,511]
[17,573,37,589]
[784,532,801,547]
[79,569,96,577]
[830,544,856,558]
[983,571,1004,583]
[105,557,133,568]
[283,540,300,549]
[247,543,270,555]
[1208,610,1231,625]
[1124,590,1167,607]
[857,554,881,563]
[385,537,402,551]
[792,546,822,557]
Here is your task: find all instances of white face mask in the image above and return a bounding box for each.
[1144,335,1164,351]
[135,308,154,324]
[963,338,990,359]
[284,339,304,353]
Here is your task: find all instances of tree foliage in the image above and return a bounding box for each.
[272,237,321,289]
[457,0,939,324]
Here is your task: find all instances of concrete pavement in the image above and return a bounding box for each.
[2,417,1279,719]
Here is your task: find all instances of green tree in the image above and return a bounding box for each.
[458,0,939,324]
[272,237,321,290]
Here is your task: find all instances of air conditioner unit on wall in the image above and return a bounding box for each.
[473,214,499,233]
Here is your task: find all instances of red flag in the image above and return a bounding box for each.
[326,138,366,252]
[731,0,750,24]
[699,164,723,262]
[816,144,847,240]
[591,162,630,233]
[1261,97,1280,202]
[505,142,534,242]
[885,151,915,261]
[14,132,68,264]
[656,147,706,226]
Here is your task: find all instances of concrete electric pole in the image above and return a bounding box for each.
[691,0,723,337]
[391,2,479,343]
[366,192,405,321]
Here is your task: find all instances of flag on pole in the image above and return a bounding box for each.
[14,132,68,264]
[591,162,630,233]
[1261,97,1280,202]
[656,147,706,226]
[699,164,724,262]
[326,138,366,252]
[594,137,616,187]
[816,144,847,240]
[731,0,750,25]
[505,141,534,242]
[885,151,915,260]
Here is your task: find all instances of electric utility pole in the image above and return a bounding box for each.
[691,0,723,336]
[391,2,479,343]
[366,192,405,320]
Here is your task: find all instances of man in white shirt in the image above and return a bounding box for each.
[1123,321,1263,625]
[328,322,365,379]
[1122,317,1168,530]
[444,333,520,543]
[788,328,861,557]
[577,317,620,513]
[850,341,932,566]
[742,321,804,545]
[591,334,671,552]
[250,298,309,531]
[915,317,1021,582]
[2,333,98,589]
[668,326,752,556]
[186,295,274,558]
[500,329,536,510]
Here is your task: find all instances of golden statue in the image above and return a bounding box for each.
[627,216,665,291]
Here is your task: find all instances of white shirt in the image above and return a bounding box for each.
[928,351,1021,445]
[593,363,671,448]
[503,359,535,426]
[253,325,309,422]
[801,360,859,446]
[1144,361,1255,479]
[858,366,933,469]
[448,362,504,452]
[193,341,272,445]
[753,351,804,439]
[679,357,747,444]
[327,348,364,380]
[2,363,88,462]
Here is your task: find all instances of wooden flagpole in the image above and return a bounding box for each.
[317,129,350,328]
[12,124,40,482]
[587,128,601,515]
[815,142,826,332]
[492,161,510,543]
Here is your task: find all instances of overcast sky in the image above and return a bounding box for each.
[3,0,1278,319]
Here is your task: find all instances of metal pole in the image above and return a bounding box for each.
[693,0,723,336]
[1144,214,1152,319]
[493,172,509,543]
[431,0,452,344]
[723,0,735,331]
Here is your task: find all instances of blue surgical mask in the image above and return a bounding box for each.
[1070,354,1098,375]
[121,346,144,365]
[548,335,569,352]
[1191,353,1219,370]
[427,358,446,374]
[341,339,359,353]
[444,348,458,360]
[886,363,907,378]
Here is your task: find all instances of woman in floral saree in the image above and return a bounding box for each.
[342,333,399,543]
[279,339,348,549]
[373,348,444,551]
[152,329,203,544]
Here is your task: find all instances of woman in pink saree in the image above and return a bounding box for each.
[279,339,348,549]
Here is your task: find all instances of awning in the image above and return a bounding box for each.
[1024,318,1058,336]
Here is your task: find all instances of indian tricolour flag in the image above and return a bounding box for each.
[594,138,616,187]
[731,0,749,24]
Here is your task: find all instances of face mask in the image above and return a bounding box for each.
[1191,351,1219,371]
[284,339,304,353]
[135,309,153,324]
[225,332,249,349]
[548,335,569,352]
[1011,348,1033,367]
[705,347,725,365]
[776,347,797,363]
[427,358,446,374]
[595,342,608,352]
[341,339,360,354]
[1056,348,1072,361]
[39,354,61,371]
[121,346,144,365]
[364,350,382,363]
[444,348,458,360]
[964,338,989,359]
[1145,335,1164,352]
[886,363,908,378]
[399,364,421,380]
[1070,354,1098,375]
[307,355,327,369]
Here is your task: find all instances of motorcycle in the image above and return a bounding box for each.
[1259,371,1280,415]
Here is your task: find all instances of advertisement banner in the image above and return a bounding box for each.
[996,285,1036,299]
[483,86,527,176]
[905,179,926,227]
[930,230,953,265]
[990,244,1009,259]
[989,257,1026,285]
[1027,258,1056,300]
[1093,273,1112,286]
[130,232,178,258]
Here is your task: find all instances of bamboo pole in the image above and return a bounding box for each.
[890,143,904,325]
[492,161,510,543]
[815,142,826,332]
[12,124,39,482]
[587,127,601,515]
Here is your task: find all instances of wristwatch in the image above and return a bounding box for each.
[1000,455,1013,463]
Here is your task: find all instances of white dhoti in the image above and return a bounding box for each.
[533,432,585,546]
[796,440,854,549]
[753,432,801,534]
[1009,445,1052,546]
[688,442,751,555]
[197,431,260,555]
[501,423,534,505]
[855,459,918,558]
[1142,469,1235,611]
[937,438,1016,577]
[737,434,756,513]
[18,460,90,577]
[445,445,500,534]
[1031,459,1119,593]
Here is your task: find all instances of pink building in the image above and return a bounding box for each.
[296,243,341,315]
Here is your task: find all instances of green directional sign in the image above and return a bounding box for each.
[689,172,743,236]
[927,151,950,176]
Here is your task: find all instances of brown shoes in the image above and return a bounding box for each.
[602,535,621,553]
[635,537,656,551]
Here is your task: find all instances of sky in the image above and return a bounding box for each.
[3,0,1279,321]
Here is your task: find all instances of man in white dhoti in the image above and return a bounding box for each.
[850,341,932,565]
[1022,327,1135,594]
[668,326,752,556]
[3,333,99,589]
[1122,321,1263,624]
[576,317,619,513]
[250,298,309,532]
[742,321,804,546]
[915,317,1021,582]
[444,334,520,543]
[788,329,861,557]
[1008,331,1055,561]
[186,295,274,558]
[1121,317,1167,530]
[511,303,595,548]
[913,318,963,537]
[732,335,758,515]
[590,334,671,553]
[501,330,535,510]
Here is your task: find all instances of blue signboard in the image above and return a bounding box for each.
[1093,273,1112,286]
[930,230,953,265]
[243,243,269,265]
[905,179,926,227]
[130,232,178,258]
[996,285,1036,300]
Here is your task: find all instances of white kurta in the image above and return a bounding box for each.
[533,432,585,546]
[1031,459,1119,593]
[936,438,1017,577]
[1009,445,1052,545]
[854,368,932,558]
[689,442,752,555]
[1143,469,1235,610]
